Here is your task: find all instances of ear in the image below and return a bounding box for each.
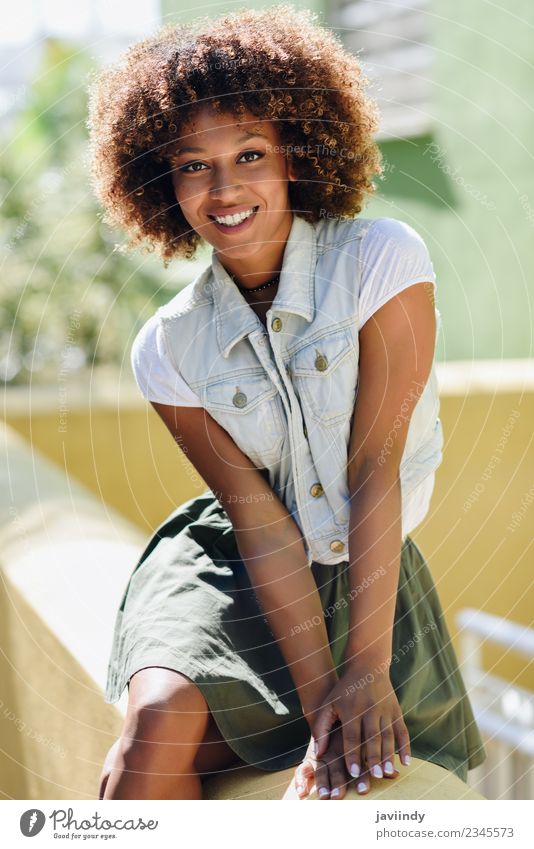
[287,157,298,182]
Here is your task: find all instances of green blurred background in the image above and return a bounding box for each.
[1,0,532,387]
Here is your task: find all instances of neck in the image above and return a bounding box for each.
[238,278,279,305]
[214,211,293,293]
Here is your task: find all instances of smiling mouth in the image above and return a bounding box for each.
[208,206,259,227]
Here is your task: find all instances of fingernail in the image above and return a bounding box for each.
[357,781,367,793]
[318,786,329,798]
[350,762,360,778]
[403,754,411,765]
[371,764,383,778]
[314,740,318,755]
[384,760,394,775]
[330,787,340,797]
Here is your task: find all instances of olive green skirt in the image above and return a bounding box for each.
[105,489,486,782]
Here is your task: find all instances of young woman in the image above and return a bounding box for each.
[87,4,486,800]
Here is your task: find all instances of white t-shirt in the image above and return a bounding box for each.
[131,217,437,406]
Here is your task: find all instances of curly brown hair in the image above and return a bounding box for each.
[86,3,383,267]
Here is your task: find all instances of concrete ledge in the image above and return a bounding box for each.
[0,422,144,798]
[202,758,485,800]
[435,358,534,395]
[0,422,145,703]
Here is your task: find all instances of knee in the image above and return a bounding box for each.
[122,673,209,765]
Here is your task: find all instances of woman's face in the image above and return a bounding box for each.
[169,106,297,263]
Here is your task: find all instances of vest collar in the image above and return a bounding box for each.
[210,213,317,359]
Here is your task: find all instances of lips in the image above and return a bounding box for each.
[208,205,260,233]
[208,205,258,218]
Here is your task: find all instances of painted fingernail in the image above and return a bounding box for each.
[350,762,360,778]
[319,786,330,798]
[357,781,367,793]
[384,760,395,774]
[402,754,411,765]
[330,787,340,797]
[371,764,383,779]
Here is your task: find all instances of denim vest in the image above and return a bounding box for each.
[159,213,444,566]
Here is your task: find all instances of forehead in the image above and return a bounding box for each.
[179,107,276,140]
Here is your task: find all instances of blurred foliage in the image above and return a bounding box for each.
[0,39,193,385]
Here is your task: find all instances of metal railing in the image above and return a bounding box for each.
[456,608,534,800]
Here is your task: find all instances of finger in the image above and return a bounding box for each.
[312,703,338,760]
[327,749,349,800]
[355,747,371,795]
[295,759,315,799]
[382,758,400,779]
[355,768,371,795]
[393,714,412,766]
[362,714,384,779]
[380,715,397,777]
[341,712,362,780]
[314,758,331,800]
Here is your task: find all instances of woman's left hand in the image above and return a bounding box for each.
[310,661,411,786]
[293,720,400,799]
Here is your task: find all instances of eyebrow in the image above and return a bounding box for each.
[173,131,269,157]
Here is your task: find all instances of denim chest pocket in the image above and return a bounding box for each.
[290,327,358,425]
[200,372,285,467]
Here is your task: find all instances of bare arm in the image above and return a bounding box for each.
[150,401,337,723]
[311,281,436,781]
[345,281,437,665]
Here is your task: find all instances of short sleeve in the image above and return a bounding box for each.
[130,313,202,407]
[358,218,437,331]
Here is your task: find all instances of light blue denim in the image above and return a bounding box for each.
[159,213,444,565]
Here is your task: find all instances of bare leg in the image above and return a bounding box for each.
[103,667,208,799]
[99,739,122,800]
[100,667,244,799]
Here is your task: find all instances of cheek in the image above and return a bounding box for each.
[252,161,291,193]
[172,181,198,214]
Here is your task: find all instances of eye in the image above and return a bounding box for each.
[238,150,264,163]
[177,150,264,174]
[178,160,207,174]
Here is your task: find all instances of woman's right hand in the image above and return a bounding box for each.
[293,722,348,799]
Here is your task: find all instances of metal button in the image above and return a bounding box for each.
[310,482,324,498]
[232,388,248,408]
[330,539,345,553]
[271,317,282,332]
[314,350,328,371]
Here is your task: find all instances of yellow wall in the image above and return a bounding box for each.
[5,403,204,533]
[417,390,534,691]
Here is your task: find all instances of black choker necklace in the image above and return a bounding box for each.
[232,273,281,294]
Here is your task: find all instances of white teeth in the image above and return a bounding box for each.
[213,207,256,226]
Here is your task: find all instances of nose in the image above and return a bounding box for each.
[208,162,244,201]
